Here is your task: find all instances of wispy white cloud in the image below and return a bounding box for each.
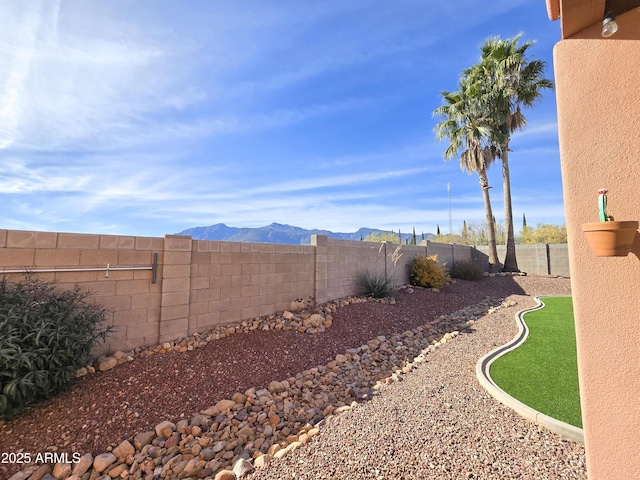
[0,0,564,237]
[0,1,209,154]
[511,120,559,140]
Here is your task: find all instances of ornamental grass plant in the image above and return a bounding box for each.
[354,270,395,298]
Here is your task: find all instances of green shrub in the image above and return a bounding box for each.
[449,260,484,281]
[0,277,112,419]
[354,271,395,298]
[410,255,450,289]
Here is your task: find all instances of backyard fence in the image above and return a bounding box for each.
[474,243,570,277]
[0,228,568,356]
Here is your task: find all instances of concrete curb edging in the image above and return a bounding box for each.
[475,295,584,444]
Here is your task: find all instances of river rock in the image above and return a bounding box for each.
[232,392,248,404]
[214,470,236,480]
[133,431,156,449]
[211,441,227,453]
[24,464,52,480]
[93,453,116,473]
[52,463,71,479]
[335,354,348,363]
[107,464,127,478]
[8,469,38,480]
[254,454,272,468]
[268,381,286,393]
[71,454,93,476]
[214,399,236,413]
[233,458,254,478]
[303,313,324,328]
[95,356,117,372]
[113,439,135,459]
[155,420,176,438]
[290,300,306,311]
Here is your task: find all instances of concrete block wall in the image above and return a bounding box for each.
[312,236,388,304]
[387,244,425,285]
[547,244,570,277]
[422,240,473,267]
[475,244,570,276]
[0,229,163,356]
[189,239,315,334]
[159,235,192,344]
[5,228,559,358]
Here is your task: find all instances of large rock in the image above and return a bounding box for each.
[233,458,254,478]
[214,470,236,480]
[95,356,117,372]
[7,469,38,480]
[254,454,272,468]
[268,381,286,393]
[211,441,227,453]
[214,399,236,413]
[25,464,52,480]
[268,413,280,425]
[302,313,324,328]
[335,354,348,363]
[71,454,93,476]
[155,420,176,438]
[290,300,306,311]
[232,392,248,404]
[112,439,135,459]
[51,463,71,479]
[133,431,156,449]
[107,464,127,478]
[237,426,254,438]
[92,453,116,473]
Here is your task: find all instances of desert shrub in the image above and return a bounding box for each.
[0,277,112,419]
[354,271,395,298]
[410,255,450,289]
[449,260,484,281]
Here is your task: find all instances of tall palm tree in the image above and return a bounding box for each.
[472,35,554,272]
[434,83,501,272]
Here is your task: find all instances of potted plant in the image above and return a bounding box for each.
[582,188,638,257]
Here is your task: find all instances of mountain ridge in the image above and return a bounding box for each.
[176,222,434,245]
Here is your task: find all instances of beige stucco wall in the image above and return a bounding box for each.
[553,10,640,478]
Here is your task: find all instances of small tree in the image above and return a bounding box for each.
[519,223,567,244]
[364,232,401,243]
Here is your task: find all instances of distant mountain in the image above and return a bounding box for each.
[176,222,434,245]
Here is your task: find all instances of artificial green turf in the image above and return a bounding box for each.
[490,296,582,428]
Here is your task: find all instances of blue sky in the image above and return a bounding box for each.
[0,0,565,238]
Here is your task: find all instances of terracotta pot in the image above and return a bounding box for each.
[582,221,639,257]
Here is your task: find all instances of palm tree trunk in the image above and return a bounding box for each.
[478,168,500,272]
[501,148,520,272]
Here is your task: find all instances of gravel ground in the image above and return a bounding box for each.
[0,275,586,479]
[248,278,586,480]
